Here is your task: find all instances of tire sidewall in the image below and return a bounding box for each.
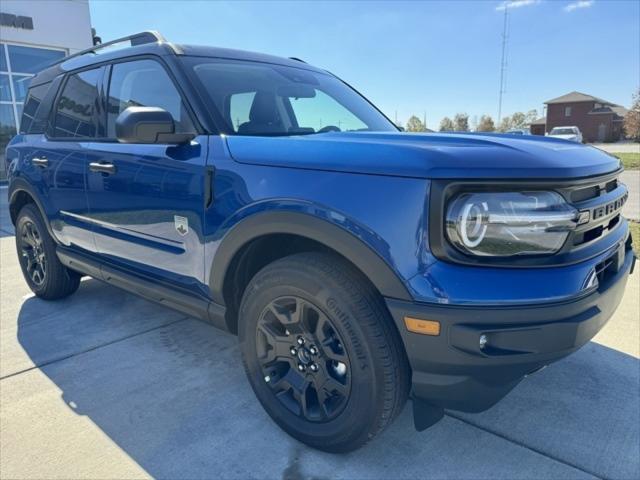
[15,204,55,295]
[239,262,385,448]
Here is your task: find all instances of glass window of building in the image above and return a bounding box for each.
[0,42,65,177]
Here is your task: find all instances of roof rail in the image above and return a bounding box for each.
[289,57,307,63]
[49,31,167,67]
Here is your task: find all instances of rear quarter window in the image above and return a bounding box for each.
[19,82,52,134]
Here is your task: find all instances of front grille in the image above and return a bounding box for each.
[570,178,618,203]
[567,172,627,249]
[573,213,621,246]
[595,253,617,284]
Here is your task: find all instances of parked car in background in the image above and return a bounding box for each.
[548,126,583,143]
[6,31,635,453]
[505,129,530,135]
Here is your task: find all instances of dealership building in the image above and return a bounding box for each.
[0,0,93,176]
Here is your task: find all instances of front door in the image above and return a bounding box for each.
[597,123,607,142]
[84,58,209,295]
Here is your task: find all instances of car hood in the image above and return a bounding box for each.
[225,132,619,179]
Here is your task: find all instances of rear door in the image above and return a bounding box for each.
[84,58,209,295]
[31,67,105,252]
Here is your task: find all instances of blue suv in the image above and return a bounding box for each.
[6,32,635,452]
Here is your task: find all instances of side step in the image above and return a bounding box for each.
[57,247,227,331]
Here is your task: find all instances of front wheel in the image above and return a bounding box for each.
[239,252,410,452]
[15,204,81,300]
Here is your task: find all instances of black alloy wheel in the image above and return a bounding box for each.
[256,296,351,422]
[15,203,81,300]
[19,219,47,286]
[239,252,410,452]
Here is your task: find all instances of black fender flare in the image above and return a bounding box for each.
[209,210,412,305]
[7,178,55,237]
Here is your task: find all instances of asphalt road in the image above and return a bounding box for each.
[0,188,639,480]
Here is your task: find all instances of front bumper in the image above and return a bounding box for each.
[386,241,635,413]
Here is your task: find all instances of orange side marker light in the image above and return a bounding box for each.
[404,317,440,336]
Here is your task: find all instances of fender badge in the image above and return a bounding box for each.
[174,215,189,236]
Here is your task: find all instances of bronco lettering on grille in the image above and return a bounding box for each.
[589,192,628,221]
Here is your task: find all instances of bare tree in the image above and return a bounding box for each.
[405,115,427,132]
[477,115,496,132]
[624,89,640,142]
[497,115,512,132]
[525,109,538,125]
[439,117,455,131]
[510,112,527,129]
[453,113,469,132]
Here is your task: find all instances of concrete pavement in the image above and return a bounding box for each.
[621,170,640,221]
[0,188,639,479]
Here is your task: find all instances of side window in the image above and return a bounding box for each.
[53,68,102,138]
[20,82,50,134]
[107,59,194,138]
[288,90,367,132]
[229,92,256,132]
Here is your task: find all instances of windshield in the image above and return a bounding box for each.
[551,128,576,135]
[187,58,397,136]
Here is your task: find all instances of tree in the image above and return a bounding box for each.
[497,116,512,132]
[477,115,495,132]
[453,113,469,132]
[405,115,427,132]
[525,109,538,125]
[439,117,455,131]
[510,112,527,129]
[624,88,640,142]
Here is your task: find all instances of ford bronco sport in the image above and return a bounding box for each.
[6,32,635,453]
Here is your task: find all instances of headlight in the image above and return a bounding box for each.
[446,191,578,257]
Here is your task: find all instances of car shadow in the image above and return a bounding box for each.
[0,230,14,239]
[13,281,640,480]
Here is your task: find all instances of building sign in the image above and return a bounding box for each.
[0,12,34,30]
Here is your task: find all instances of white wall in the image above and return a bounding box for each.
[0,0,92,53]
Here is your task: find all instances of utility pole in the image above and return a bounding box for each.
[497,6,509,124]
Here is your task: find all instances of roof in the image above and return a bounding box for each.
[545,91,613,105]
[588,105,628,117]
[31,32,325,86]
[611,105,628,117]
[529,116,546,125]
[174,44,323,73]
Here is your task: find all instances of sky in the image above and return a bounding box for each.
[89,0,639,130]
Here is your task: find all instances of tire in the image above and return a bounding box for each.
[15,203,81,300]
[239,252,410,452]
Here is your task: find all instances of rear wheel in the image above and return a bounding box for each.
[15,204,81,300]
[239,252,410,452]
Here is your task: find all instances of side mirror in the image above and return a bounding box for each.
[115,106,195,144]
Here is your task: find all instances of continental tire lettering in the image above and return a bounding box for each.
[326,297,369,370]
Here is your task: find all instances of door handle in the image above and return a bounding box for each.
[204,166,215,208]
[32,157,48,168]
[89,162,117,175]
